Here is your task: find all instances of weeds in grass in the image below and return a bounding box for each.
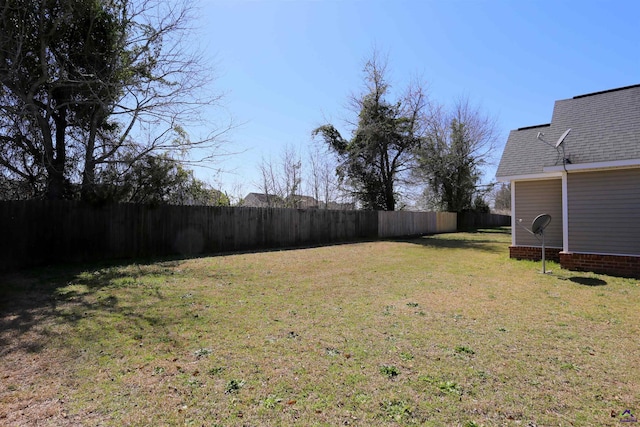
[379,365,400,378]
[207,367,225,376]
[561,362,580,371]
[193,347,212,358]
[455,345,475,355]
[418,374,437,384]
[399,351,413,361]
[225,379,244,394]
[438,380,462,395]
[261,395,282,409]
[325,347,340,356]
[380,399,412,422]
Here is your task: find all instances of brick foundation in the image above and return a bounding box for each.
[559,252,640,278]
[509,246,561,262]
[510,246,640,278]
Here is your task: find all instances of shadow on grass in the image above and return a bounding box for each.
[0,258,182,357]
[0,238,380,355]
[568,276,608,286]
[465,226,512,235]
[0,230,510,356]
[395,233,507,253]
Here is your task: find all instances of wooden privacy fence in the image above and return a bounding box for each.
[457,211,511,230]
[0,201,458,271]
[377,211,457,238]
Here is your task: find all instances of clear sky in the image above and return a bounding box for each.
[190,0,639,199]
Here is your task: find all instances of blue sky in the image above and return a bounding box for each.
[191,0,639,198]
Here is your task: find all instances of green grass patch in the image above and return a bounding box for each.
[1,228,638,425]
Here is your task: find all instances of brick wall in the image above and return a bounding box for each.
[509,246,561,262]
[510,246,640,278]
[559,252,640,278]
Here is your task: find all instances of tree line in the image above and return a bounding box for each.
[241,52,509,212]
[310,52,503,213]
[0,0,230,205]
[0,1,509,212]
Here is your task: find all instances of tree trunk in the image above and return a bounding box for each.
[384,181,395,211]
[81,113,100,202]
[46,108,68,200]
[46,169,65,200]
[81,158,96,202]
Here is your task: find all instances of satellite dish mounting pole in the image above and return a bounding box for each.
[541,229,546,274]
[531,213,552,274]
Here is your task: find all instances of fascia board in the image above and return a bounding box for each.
[496,172,563,182]
[543,158,640,173]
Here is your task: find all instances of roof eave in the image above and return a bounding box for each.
[496,171,564,182]
[542,158,640,173]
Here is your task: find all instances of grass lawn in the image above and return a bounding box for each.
[1,228,639,426]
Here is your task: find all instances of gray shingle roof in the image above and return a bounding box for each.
[496,84,640,178]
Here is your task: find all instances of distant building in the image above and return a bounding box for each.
[241,192,354,210]
[241,192,284,208]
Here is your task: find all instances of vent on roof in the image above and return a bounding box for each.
[573,84,640,99]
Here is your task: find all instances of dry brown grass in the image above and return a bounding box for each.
[1,228,639,426]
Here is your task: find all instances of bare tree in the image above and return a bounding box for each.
[281,144,303,208]
[256,144,304,208]
[415,97,498,212]
[492,182,511,213]
[0,0,230,201]
[257,154,281,207]
[306,145,341,209]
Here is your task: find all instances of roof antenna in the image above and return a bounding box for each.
[537,129,572,167]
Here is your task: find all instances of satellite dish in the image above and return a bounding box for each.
[555,128,571,148]
[531,213,552,235]
[531,214,552,274]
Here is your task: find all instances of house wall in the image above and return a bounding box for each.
[567,168,640,255]
[513,179,563,248]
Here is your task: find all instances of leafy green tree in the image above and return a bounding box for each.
[416,99,497,212]
[312,53,427,211]
[472,194,490,213]
[0,0,228,201]
[97,154,229,206]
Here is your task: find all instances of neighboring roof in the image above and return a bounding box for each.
[496,84,640,178]
[245,192,270,203]
[241,192,283,207]
[242,192,319,207]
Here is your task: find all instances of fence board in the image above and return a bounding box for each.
[377,211,457,237]
[457,212,511,230]
[0,201,468,271]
